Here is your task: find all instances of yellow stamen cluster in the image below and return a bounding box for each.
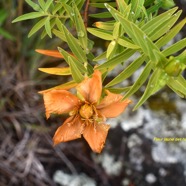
[79,104,93,119]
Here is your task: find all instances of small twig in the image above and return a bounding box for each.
[18,0,23,16]
[84,0,90,27]
[115,0,119,10]
[10,117,22,139]
[23,151,34,176]
[44,134,78,175]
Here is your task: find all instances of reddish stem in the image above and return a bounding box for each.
[84,0,90,27]
[116,0,119,10]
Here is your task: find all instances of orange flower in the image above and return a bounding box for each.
[42,70,131,153]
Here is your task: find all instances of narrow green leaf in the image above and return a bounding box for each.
[130,0,145,18]
[55,17,63,31]
[150,10,182,41]
[76,0,85,10]
[122,62,153,100]
[89,12,112,18]
[140,7,148,20]
[142,7,178,34]
[87,63,94,76]
[113,22,120,39]
[87,28,113,40]
[39,81,77,94]
[25,0,41,11]
[41,17,56,39]
[62,25,87,63]
[122,4,131,19]
[104,3,125,20]
[105,87,131,94]
[130,29,157,62]
[144,0,156,7]
[68,56,84,83]
[12,12,46,23]
[52,29,66,41]
[167,76,186,98]
[0,9,7,23]
[118,37,140,49]
[176,75,186,88]
[90,2,116,8]
[107,41,118,59]
[156,18,186,48]
[90,0,111,2]
[96,49,135,72]
[177,50,186,65]
[117,0,128,14]
[134,69,168,110]
[87,39,94,52]
[44,0,53,12]
[28,17,47,37]
[86,51,95,61]
[102,70,108,83]
[58,47,86,73]
[45,16,52,38]
[0,28,15,40]
[38,0,45,10]
[153,50,168,68]
[38,67,71,75]
[93,51,106,62]
[40,29,47,39]
[146,1,162,15]
[73,3,88,50]
[168,86,184,98]
[52,3,63,14]
[116,14,159,62]
[62,3,74,21]
[106,55,146,87]
[162,38,186,57]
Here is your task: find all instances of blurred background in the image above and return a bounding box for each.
[0,0,186,185]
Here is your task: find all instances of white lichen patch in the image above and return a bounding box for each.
[108,106,147,131]
[145,173,157,183]
[127,134,142,148]
[53,170,96,186]
[159,168,167,177]
[129,147,144,166]
[92,153,123,176]
[140,101,186,170]
[122,178,130,186]
[120,107,148,131]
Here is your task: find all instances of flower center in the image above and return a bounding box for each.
[79,104,93,119]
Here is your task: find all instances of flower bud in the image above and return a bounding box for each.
[164,57,183,77]
[156,0,175,9]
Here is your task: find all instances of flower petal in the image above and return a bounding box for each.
[43,90,80,119]
[83,122,110,153]
[97,90,131,118]
[76,70,102,103]
[53,116,85,145]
